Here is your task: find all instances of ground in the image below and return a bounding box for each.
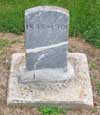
[0,33,100,115]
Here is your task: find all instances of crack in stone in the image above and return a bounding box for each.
[26,42,68,53]
[34,53,47,69]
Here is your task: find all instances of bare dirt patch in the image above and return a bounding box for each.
[0,33,100,115]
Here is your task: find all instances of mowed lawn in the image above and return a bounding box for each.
[0,0,100,48]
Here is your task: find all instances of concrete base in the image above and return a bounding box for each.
[7,53,93,109]
[18,62,75,83]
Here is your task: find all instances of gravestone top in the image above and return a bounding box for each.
[25,6,69,49]
[25,6,69,16]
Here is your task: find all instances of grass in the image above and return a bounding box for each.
[0,39,23,49]
[96,82,100,96]
[90,63,97,69]
[39,106,67,115]
[0,0,100,48]
[0,39,11,48]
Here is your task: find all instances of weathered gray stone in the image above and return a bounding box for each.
[25,6,69,71]
[18,62,75,83]
[26,44,67,70]
[19,44,75,82]
[7,53,93,109]
[25,6,69,49]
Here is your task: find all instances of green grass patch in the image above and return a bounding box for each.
[90,63,97,69]
[0,39,11,48]
[96,82,100,96]
[0,39,23,49]
[39,106,67,115]
[0,0,100,48]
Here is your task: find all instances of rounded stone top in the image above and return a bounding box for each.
[25,6,69,16]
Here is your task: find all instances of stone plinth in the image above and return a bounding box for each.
[7,53,93,109]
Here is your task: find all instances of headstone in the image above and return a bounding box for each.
[25,6,69,70]
[19,6,74,82]
[7,6,93,109]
